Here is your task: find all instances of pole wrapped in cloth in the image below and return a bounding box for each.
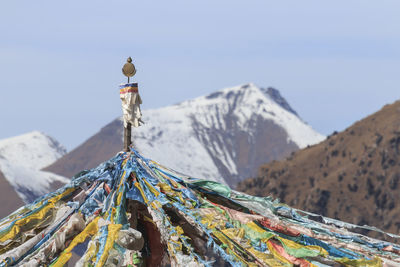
[119,83,143,128]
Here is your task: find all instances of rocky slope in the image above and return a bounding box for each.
[237,100,400,235]
[0,131,69,203]
[0,170,24,218]
[46,83,325,186]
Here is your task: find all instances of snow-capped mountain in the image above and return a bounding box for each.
[46,83,325,186]
[0,131,69,203]
[133,83,324,184]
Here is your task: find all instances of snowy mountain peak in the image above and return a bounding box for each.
[184,83,297,118]
[0,131,69,203]
[262,87,298,116]
[171,83,324,149]
[45,83,325,187]
[0,131,66,169]
[130,83,325,185]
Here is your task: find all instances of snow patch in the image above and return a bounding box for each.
[0,131,69,202]
[131,107,225,184]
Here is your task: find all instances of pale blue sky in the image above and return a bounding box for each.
[1,1,399,149]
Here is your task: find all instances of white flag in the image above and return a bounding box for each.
[119,83,143,128]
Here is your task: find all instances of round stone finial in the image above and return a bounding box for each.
[122,57,136,78]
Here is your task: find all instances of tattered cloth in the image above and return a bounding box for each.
[0,148,400,266]
[119,83,142,128]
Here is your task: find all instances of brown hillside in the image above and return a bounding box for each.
[43,119,123,178]
[238,100,400,236]
[0,170,24,218]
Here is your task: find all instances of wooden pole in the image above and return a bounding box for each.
[122,57,137,152]
[124,122,132,152]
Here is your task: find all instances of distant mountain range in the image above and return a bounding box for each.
[0,131,68,216]
[237,100,400,236]
[44,83,324,186]
[0,83,324,218]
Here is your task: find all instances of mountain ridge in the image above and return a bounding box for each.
[45,83,324,186]
[237,99,400,235]
[0,131,69,202]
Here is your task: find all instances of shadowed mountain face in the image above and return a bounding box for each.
[44,119,123,178]
[191,110,299,185]
[45,84,324,186]
[0,170,24,218]
[238,100,400,235]
[46,115,298,186]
